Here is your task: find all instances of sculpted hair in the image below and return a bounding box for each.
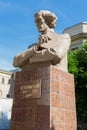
[35,10,58,29]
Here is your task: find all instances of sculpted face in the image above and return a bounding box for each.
[35,15,49,33]
[35,10,58,34]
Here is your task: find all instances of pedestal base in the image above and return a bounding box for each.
[10,66,77,130]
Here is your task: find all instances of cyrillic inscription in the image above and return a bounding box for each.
[20,80,41,99]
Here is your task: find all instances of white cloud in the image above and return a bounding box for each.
[0,1,11,8]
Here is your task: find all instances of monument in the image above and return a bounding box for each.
[10,10,77,130]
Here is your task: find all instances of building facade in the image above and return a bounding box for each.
[63,22,87,49]
[0,69,14,98]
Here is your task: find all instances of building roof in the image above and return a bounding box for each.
[63,22,87,34]
[63,22,87,42]
[63,22,87,49]
[0,69,12,75]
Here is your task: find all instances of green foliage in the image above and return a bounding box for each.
[68,41,87,122]
[76,92,87,121]
[68,49,78,74]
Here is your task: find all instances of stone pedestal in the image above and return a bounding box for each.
[10,66,77,130]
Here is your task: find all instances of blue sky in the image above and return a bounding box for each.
[0,0,87,70]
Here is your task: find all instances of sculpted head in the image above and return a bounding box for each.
[34,10,58,33]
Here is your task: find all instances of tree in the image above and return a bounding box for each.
[68,41,87,122]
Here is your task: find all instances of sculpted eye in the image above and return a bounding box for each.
[36,19,41,23]
[35,18,42,23]
[35,17,44,24]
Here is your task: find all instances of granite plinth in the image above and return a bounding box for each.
[10,66,77,130]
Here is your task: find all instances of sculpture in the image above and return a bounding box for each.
[13,10,71,72]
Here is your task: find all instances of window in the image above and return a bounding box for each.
[2,77,5,84]
[8,79,11,84]
[0,90,2,97]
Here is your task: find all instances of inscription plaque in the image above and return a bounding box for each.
[20,80,41,99]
